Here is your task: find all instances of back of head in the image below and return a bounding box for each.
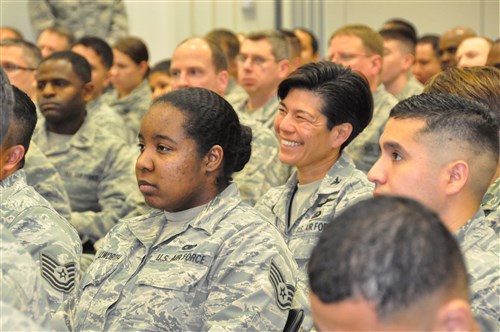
[74,36,114,69]
[390,93,499,198]
[277,61,373,149]
[10,85,37,168]
[40,51,91,84]
[206,28,240,61]
[113,36,149,64]
[379,28,417,55]
[423,66,500,126]
[0,68,14,145]
[0,39,42,69]
[152,87,252,189]
[330,24,384,57]
[245,30,291,62]
[308,196,469,320]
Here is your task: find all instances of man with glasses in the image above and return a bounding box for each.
[233,30,290,131]
[327,24,398,173]
[0,39,41,101]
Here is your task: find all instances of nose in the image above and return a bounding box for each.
[173,72,189,90]
[136,147,154,173]
[276,112,294,134]
[41,82,56,98]
[367,157,385,185]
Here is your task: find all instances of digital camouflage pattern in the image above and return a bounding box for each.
[255,152,374,325]
[345,84,398,173]
[393,75,424,101]
[33,116,145,243]
[455,210,499,330]
[0,170,81,315]
[101,79,152,144]
[234,115,291,206]
[233,95,279,131]
[481,176,499,233]
[0,301,48,332]
[73,184,300,331]
[25,141,72,221]
[224,77,248,107]
[28,0,129,45]
[87,97,130,144]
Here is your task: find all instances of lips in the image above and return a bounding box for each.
[281,139,302,148]
[137,180,157,194]
[39,102,60,112]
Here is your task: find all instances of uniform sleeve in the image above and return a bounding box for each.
[70,142,142,242]
[28,0,55,37]
[107,0,129,45]
[202,219,299,331]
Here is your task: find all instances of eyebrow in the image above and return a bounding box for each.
[382,141,407,154]
[137,133,178,145]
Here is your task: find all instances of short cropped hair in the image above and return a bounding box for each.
[0,68,14,145]
[206,28,240,61]
[277,61,373,150]
[245,30,291,62]
[329,24,384,57]
[379,28,417,54]
[383,18,418,41]
[153,87,252,189]
[391,93,499,198]
[294,27,319,54]
[280,29,301,59]
[308,196,469,320]
[73,36,114,69]
[418,34,440,57]
[10,85,37,168]
[424,66,500,126]
[40,26,74,46]
[40,51,91,84]
[0,39,42,68]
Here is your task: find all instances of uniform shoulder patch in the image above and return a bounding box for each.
[269,260,295,310]
[40,252,76,293]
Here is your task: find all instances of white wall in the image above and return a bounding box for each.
[1,0,498,64]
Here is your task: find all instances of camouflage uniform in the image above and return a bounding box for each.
[234,115,291,206]
[0,301,48,332]
[481,176,499,232]
[33,116,144,243]
[28,0,129,45]
[24,141,72,221]
[233,95,279,131]
[87,97,130,144]
[394,75,424,101]
[345,84,398,173]
[455,210,499,330]
[73,184,300,331]
[0,170,82,314]
[101,80,152,144]
[255,152,374,325]
[224,77,248,107]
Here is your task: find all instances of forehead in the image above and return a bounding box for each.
[172,40,214,67]
[37,59,79,81]
[240,38,273,55]
[381,117,427,146]
[0,45,25,60]
[458,38,490,52]
[416,43,435,55]
[329,34,365,52]
[112,49,134,64]
[142,103,187,134]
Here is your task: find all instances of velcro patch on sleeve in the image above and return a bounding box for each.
[41,252,76,293]
[269,260,295,310]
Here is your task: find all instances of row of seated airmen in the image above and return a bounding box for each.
[0,22,498,331]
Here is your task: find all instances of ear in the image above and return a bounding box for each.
[433,299,475,332]
[205,145,224,173]
[82,82,94,102]
[370,54,383,77]
[277,59,290,79]
[103,70,112,89]
[1,145,25,175]
[330,123,353,149]
[216,70,229,96]
[402,53,415,71]
[139,60,149,77]
[444,160,469,196]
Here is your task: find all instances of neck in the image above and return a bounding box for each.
[47,111,86,135]
[439,196,480,233]
[247,89,276,111]
[384,73,409,96]
[369,75,382,93]
[296,150,340,185]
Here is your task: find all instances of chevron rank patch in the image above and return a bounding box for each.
[41,252,76,293]
[269,260,295,310]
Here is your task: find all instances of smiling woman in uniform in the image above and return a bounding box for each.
[71,87,300,331]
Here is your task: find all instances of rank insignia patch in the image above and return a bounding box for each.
[269,260,295,310]
[41,253,76,293]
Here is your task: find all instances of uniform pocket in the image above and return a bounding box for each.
[136,261,209,292]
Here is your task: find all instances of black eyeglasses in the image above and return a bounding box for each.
[0,62,36,73]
